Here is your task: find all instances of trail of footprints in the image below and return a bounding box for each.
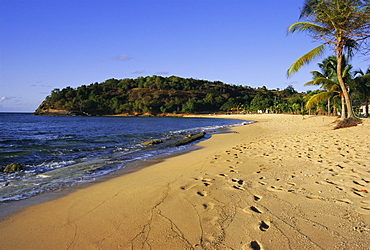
[251,133,370,213]
[180,140,369,248]
[179,144,270,249]
[254,157,370,214]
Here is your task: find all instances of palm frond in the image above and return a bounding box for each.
[304,77,328,86]
[299,0,319,19]
[305,92,332,109]
[304,81,315,86]
[342,65,353,78]
[287,22,328,35]
[287,44,326,77]
[354,73,370,87]
[327,83,341,93]
[310,70,325,79]
[313,77,336,88]
[353,69,365,77]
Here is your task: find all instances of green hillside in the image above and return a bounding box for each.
[34,75,302,116]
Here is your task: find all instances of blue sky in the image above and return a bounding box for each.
[1,0,369,112]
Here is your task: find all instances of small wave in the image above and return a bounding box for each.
[29,160,76,171]
[169,120,252,134]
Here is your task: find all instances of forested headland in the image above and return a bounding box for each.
[33,75,306,116]
[34,74,368,117]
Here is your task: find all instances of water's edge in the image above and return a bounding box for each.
[0,121,252,220]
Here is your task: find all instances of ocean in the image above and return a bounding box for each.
[0,113,251,204]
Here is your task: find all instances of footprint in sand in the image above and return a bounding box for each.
[197,191,207,197]
[231,179,244,190]
[231,178,244,185]
[353,180,366,187]
[202,202,215,210]
[362,178,369,184]
[232,185,244,190]
[250,241,262,250]
[259,221,270,232]
[250,206,263,214]
[201,178,213,187]
[253,195,262,201]
[336,199,353,204]
[268,186,284,191]
[352,189,367,197]
[360,206,370,211]
[180,184,196,190]
[229,165,238,172]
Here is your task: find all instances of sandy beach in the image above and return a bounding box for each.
[0,114,369,249]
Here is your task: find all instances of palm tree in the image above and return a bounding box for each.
[304,56,349,118]
[287,0,370,119]
[352,67,370,117]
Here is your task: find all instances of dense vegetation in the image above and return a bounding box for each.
[35,67,369,117]
[34,75,306,116]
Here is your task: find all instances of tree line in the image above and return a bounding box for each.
[34,76,304,116]
[34,71,368,117]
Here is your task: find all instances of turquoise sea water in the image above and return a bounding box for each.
[0,113,251,203]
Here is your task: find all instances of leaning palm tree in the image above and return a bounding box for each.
[287,0,370,119]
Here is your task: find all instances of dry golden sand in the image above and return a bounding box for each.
[0,114,369,249]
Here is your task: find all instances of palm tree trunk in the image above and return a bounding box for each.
[336,52,355,118]
[341,95,346,119]
[327,97,331,116]
[366,99,369,118]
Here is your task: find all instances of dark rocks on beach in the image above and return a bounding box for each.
[3,163,23,173]
[140,139,164,146]
[173,132,206,146]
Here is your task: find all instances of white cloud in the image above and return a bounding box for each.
[113,54,132,61]
[0,96,9,102]
[132,70,145,74]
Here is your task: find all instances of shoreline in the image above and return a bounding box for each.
[0,116,245,219]
[0,114,369,249]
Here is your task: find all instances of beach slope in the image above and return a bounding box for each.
[0,114,369,249]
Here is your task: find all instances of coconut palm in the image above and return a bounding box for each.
[304,56,351,118]
[287,0,370,118]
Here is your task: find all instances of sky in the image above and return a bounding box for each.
[0,0,369,112]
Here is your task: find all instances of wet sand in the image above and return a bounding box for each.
[0,114,369,249]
